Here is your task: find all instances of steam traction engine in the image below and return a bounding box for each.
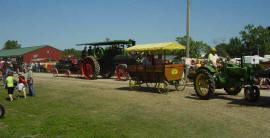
[77,40,135,80]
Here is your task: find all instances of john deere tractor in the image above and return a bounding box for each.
[194,56,263,102]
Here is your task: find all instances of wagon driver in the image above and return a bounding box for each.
[208,48,221,69]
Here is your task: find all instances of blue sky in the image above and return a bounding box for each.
[0,0,269,50]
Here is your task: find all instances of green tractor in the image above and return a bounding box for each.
[194,56,263,102]
[76,39,135,79]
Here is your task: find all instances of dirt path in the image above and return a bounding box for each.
[34,73,270,137]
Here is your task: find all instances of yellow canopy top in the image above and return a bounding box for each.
[125,42,186,52]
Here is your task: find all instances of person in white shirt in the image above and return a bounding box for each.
[208,48,220,69]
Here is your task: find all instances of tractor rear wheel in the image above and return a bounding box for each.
[224,86,242,95]
[194,69,215,99]
[0,104,5,118]
[81,56,100,79]
[244,86,260,102]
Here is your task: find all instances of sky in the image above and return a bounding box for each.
[0,0,269,50]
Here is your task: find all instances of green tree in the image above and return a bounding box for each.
[61,48,82,59]
[215,43,228,57]
[226,37,243,58]
[215,37,243,58]
[3,40,21,49]
[240,24,270,56]
[176,36,211,58]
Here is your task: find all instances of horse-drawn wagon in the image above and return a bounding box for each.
[125,42,186,93]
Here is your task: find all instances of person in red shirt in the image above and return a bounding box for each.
[17,72,27,99]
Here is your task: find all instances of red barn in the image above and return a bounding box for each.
[0,45,63,64]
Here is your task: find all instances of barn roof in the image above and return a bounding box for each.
[0,45,47,57]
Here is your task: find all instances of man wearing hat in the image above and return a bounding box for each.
[208,48,220,69]
[27,65,35,96]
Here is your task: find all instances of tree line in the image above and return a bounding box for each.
[2,24,270,59]
[214,24,270,58]
[175,24,270,58]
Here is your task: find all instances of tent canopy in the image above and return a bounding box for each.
[125,42,185,52]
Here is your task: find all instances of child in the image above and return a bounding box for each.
[6,72,15,102]
[17,72,27,99]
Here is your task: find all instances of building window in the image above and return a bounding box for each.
[47,50,50,54]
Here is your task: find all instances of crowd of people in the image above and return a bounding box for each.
[1,63,35,102]
[142,54,165,66]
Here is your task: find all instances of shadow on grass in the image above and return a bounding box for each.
[186,93,270,108]
[116,86,176,94]
[55,75,119,81]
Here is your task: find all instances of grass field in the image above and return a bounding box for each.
[1,73,270,137]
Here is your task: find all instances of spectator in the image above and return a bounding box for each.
[6,72,15,102]
[155,54,164,65]
[2,62,7,87]
[17,72,27,99]
[27,65,35,96]
[142,55,151,66]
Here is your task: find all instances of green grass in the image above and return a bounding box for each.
[0,79,269,138]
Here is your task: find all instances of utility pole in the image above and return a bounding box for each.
[185,0,190,81]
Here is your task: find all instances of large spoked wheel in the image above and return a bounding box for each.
[194,69,215,100]
[115,64,129,81]
[52,68,58,77]
[224,86,242,95]
[65,69,71,77]
[157,81,168,93]
[129,78,140,90]
[175,79,186,91]
[0,104,5,118]
[244,86,260,102]
[81,56,100,79]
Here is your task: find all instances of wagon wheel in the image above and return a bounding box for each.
[157,81,168,93]
[115,64,129,81]
[81,56,100,79]
[65,69,71,77]
[175,79,186,91]
[52,68,58,77]
[129,78,140,90]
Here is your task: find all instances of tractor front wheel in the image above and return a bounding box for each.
[115,64,129,81]
[244,86,260,102]
[194,69,215,100]
[224,86,242,95]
